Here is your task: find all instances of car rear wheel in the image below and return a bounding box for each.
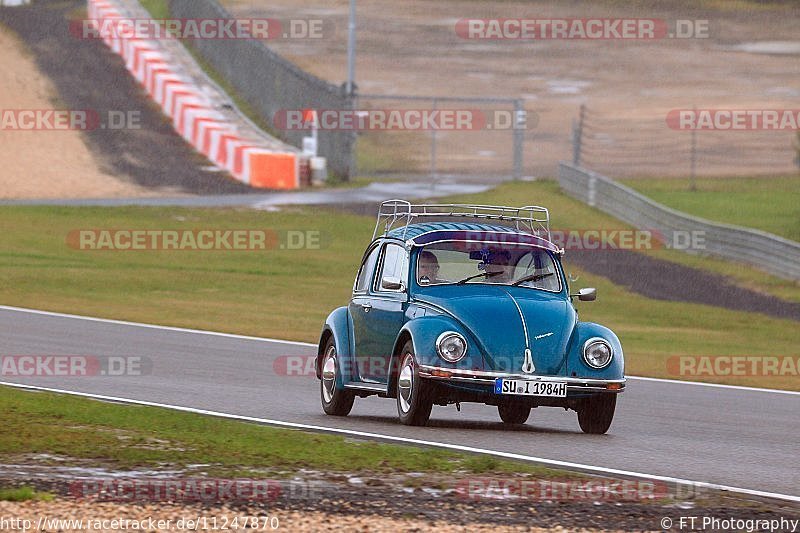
[498,403,531,425]
[396,341,433,426]
[577,394,616,434]
[320,338,355,416]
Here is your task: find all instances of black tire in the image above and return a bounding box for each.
[498,403,531,425]
[577,394,616,434]
[320,337,355,416]
[396,340,433,426]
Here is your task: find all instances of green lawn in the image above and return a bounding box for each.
[621,176,800,242]
[0,205,367,341]
[0,386,564,478]
[0,486,53,502]
[0,191,797,390]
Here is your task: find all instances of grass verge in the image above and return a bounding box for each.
[0,486,54,503]
[0,386,565,478]
[137,0,169,19]
[621,176,800,242]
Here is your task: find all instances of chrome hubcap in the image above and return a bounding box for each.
[322,345,337,404]
[398,353,414,413]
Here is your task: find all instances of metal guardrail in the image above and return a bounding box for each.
[558,162,800,281]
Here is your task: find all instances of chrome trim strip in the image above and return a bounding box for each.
[359,295,406,304]
[412,299,455,317]
[352,241,383,295]
[413,237,554,251]
[565,386,621,393]
[413,372,623,393]
[505,290,530,350]
[418,365,626,387]
[503,289,534,374]
[344,383,387,392]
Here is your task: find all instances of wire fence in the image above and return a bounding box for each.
[571,105,799,178]
[353,94,527,180]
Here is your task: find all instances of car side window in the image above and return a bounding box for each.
[354,245,382,293]
[375,243,408,292]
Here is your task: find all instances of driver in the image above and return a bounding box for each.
[418,250,441,284]
[485,250,514,283]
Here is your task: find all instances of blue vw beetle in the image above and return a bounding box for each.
[316,201,625,433]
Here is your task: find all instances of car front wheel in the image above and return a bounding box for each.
[320,338,355,416]
[396,341,433,426]
[577,394,616,434]
[498,403,531,425]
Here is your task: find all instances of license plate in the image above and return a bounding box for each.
[494,379,567,397]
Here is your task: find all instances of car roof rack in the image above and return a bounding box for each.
[373,200,551,242]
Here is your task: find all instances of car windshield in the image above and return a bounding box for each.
[416,240,561,292]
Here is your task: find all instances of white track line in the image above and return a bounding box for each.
[625,375,800,396]
[1,380,798,504]
[0,305,316,347]
[1,304,798,396]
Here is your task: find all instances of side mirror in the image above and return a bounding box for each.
[381,276,404,291]
[571,287,597,301]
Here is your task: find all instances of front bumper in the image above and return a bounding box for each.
[418,365,626,394]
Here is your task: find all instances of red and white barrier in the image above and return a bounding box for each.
[86,0,300,189]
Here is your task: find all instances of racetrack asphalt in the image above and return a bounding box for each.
[1,306,797,499]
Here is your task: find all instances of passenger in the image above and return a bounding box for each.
[418,250,441,284]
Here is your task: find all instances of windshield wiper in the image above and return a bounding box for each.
[456,271,504,285]
[511,272,554,286]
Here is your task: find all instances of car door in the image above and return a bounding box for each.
[365,243,409,384]
[349,243,382,383]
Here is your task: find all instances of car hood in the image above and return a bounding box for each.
[415,285,575,376]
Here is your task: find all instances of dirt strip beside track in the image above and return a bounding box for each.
[3,473,798,532]
[566,248,800,321]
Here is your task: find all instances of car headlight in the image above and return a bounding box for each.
[436,332,467,363]
[583,338,613,369]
